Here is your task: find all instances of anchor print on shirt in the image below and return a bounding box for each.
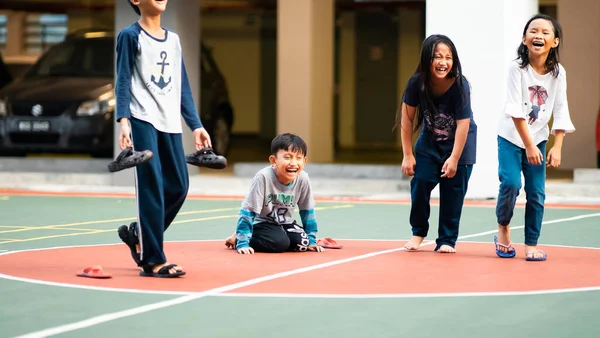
[527,85,548,125]
[150,51,172,92]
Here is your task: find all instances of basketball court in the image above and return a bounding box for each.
[0,189,599,338]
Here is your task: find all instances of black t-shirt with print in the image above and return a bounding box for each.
[402,73,477,165]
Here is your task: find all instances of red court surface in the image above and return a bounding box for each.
[1,240,599,295]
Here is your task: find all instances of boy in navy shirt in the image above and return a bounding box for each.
[116,0,211,277]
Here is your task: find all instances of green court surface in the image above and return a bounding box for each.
[0,192,599,338]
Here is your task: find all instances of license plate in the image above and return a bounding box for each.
[18,121,50,132]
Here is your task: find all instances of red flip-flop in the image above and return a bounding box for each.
[76,265,112,279]
[317,238,343,249]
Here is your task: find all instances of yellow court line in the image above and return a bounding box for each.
[314,205,353,211]
[0,205,355,245]
[0,214,233,244]
[0,207,241,235]
[46,227,104,232]
[0,196,9,200]
[0,226,29,229]
[174,215,238,225]
[0,230,112,245]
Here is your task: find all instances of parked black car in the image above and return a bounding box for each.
[0,29,234,157]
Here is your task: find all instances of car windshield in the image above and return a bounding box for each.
[24,37,114,78]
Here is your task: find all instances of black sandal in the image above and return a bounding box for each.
[108,147,153,172]
[140,264,186,278]
[117,222,142,267]
[185,147,227,169]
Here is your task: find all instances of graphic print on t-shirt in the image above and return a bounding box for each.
[148,50,173,95]
[265,193,295,224]
[528,85,548,123]
[424,104,457,141]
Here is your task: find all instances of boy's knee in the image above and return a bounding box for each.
[272,237,291,253]
[289,235,310,252]
[500,179,521,195]
[264,236,290,253]
[287,232,310,252]
[170,177,189,200]
[250,230,290,253]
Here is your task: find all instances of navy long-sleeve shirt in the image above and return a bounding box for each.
[115,22,202,133]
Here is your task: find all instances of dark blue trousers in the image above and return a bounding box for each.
[496,136,546,246]
[130,117,189,266]
[409,154,473,250]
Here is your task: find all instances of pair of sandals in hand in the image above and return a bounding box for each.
[107,147,227,172]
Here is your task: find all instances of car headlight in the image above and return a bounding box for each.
[0,99,7,117]
[76,91,116,117]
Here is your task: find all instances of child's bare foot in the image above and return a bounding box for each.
[496,225,512,254]
[437,245,456,253]
[225,233,236,249]
[404,236,424,250]
[525,245,547,261]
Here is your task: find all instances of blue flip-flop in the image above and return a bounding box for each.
[494,235,516,258]
[526,249,547,261]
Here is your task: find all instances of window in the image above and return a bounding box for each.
[25,14,68,55]
[0,14,7,52]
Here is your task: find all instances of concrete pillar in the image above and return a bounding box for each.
[5,11,25,57]
[426,0,538,199]
[277,0,334,163]
[557,0,600,169]
[114,0,200,185]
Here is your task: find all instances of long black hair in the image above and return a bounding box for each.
[516,14,562,78]
[394,34,468,134]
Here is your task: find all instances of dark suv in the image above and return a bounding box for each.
[0,29,234,157]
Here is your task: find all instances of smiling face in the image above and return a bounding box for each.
[269,147,307,185]
[522,18,559,57]
[430,43,453,81]
[130,0,168,16]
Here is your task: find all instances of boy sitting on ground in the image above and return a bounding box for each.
[227,133,325,254]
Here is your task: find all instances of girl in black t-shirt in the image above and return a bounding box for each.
[395,34,477,253]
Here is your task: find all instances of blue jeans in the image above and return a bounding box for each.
[409,153,473,250]
[496,136,546,246]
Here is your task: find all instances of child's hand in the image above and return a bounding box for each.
[547,147,562,168]
[237,247,254,255]
[309,245,325,252]
[526,145,543,165]
[119,119,132,150]
[193,127,212,150]
[441,156,458,178]
[401,154,416,177]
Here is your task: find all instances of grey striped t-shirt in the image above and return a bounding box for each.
[242,166,315,225]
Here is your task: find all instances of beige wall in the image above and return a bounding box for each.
[337,8,423,149]
[396,7,423,148]
[557,0,600,169]
[202,13,261,135]
[337,11,355,148]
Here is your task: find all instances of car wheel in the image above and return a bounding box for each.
[212,116,230,156]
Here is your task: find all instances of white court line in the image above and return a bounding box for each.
[11,212,600,338]
[216,286,600,299]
